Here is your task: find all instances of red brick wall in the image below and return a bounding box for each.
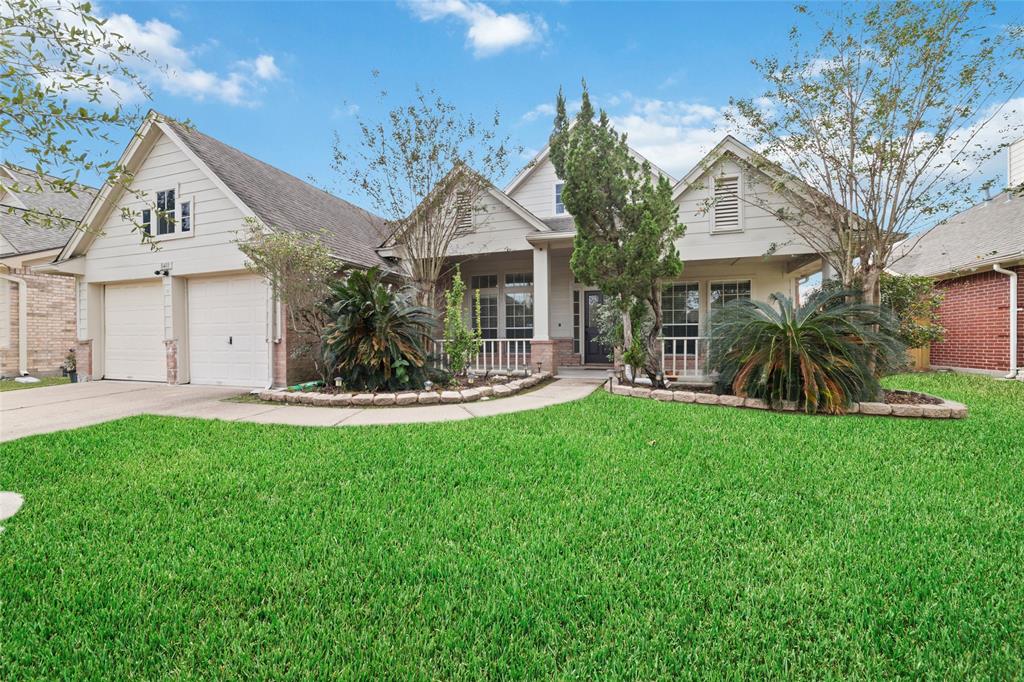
[931,266,1023,372]
[271,303,320,387]
[553,338,582,367]
[0,269,77,377]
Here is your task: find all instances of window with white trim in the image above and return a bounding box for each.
[555,183,565,215]
[662,282,700,338]
[156,189,175,235]
[146,188,194,237]
[710,280,751,308]
[504,272,533,339]
[469,274,498,339]
[711,175,741,232]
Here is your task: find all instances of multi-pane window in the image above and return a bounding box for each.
[504,272,534,339]
[572,290,581,353]
[555,183,565,215]
[662,282,700,338]
[180,199,191,232]
[469,274,499,339]
[156,189,175,235]
[141,208,152,235]
[470,274,497,290]
[710,280,751,308]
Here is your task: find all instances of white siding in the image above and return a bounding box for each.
[448,191,538,255]
[76,278,87,340]
[675,157,816,261]
[1009,138,1024,189]
[82,130,251,284]
[508,156,563,218]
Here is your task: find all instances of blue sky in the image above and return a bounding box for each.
[18,1,1024,204]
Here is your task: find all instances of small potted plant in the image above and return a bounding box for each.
[63,348,77,383]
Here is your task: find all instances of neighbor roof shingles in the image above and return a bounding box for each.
[0,165,96,256]
[164,119,389,269]
[891,192,1024,277]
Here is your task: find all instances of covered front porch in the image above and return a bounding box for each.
[434,234,820,380]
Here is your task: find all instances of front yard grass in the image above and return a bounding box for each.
[1,373,1022,678]
[0,375,70,391]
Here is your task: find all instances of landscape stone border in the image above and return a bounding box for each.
[610,383,967,419]
[258,372,553,407]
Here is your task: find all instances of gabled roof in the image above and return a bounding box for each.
[890,191,1024,278]
[0,164,96,256]
[60,111,389,269]
[671,135,763,199]
[504,142,675,196]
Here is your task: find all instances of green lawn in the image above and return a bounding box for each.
[0,375,70,391]
[2,373,1022,678]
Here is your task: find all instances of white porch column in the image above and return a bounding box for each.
[532,244,550,340]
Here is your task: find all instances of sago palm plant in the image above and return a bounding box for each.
[707,290,906,413]
[321,267,434,391]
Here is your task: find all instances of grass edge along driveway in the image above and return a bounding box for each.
[1,373,1022,678]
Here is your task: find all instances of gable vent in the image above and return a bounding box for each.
[712,175,741,232]
[455,191,472,231]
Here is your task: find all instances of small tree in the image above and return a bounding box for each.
[728,0,1024,304]
[549,84,686,386]
[2,0,149,227]
[442,266,483,376]
[332,81,517,312]
[236,222,339,383]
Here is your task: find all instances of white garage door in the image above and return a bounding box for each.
[105,281,165,381]
[188,275,270,387]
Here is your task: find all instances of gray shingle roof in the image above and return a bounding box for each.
[891,192,1024,277]
[542,215,576,232]
[0,165,96,256]
[164,119,389,269]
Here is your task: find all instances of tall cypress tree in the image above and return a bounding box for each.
[549,84,685,385]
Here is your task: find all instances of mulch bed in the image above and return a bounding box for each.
[884,389,944,405]
[317,374,518,395]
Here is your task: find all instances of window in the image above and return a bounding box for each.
[470,274,497,290]
[156,189,175,235]
[141,209,151,235]
[572,290,581,353]
[476,294,498,339]
[554,183,565,215]
[711,175,740,232]
[469,274,498,339]
[504,272,534,338]
[662,282,700,338]
[180,200,191,232]
[505,272,533,288]
[710,280,751,308]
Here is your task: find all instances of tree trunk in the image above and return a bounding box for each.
[643,287,665,388]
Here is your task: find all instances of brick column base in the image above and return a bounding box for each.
[164,339,178,384]
[75,339,93,381]
[530,339,558,376]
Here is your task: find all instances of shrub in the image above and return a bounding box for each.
[442,266,483,376]
[322,267,433,391]
[708,290,906,413]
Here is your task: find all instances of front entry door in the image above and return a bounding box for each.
[583,290,613,364]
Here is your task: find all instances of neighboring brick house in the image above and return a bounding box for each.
[0,164,96,377]
[892,159,1023,377]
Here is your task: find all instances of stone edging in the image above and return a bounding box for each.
[259,372,553,407]
[610,384,967,419]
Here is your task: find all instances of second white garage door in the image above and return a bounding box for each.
[188,275,270,387]
[105,281,166,381]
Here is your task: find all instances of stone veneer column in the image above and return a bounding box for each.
[164,339,178,384]
[75,339,93,381]
[530,339,557,376]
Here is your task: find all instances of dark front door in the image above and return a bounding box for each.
[583,290,613,364]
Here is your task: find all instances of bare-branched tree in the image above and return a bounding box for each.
[726,0,1023,304]
[331,81,517,312]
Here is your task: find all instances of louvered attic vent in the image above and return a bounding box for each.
[712,175,741,232]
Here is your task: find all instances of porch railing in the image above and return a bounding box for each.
[432,338,532,373]
[659,336,710,379]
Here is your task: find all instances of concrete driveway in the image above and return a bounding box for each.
[1,381,248,442]
[1,378,602,442]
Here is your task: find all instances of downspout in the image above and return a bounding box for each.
[0,273,29,376]
[993,263,1019,379]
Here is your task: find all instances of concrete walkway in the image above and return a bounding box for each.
[1,377,603,441]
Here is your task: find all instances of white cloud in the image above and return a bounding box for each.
[406,0,547,57]
[520,102,555,123]
[609,98,736,176]
[91,8,283,107]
